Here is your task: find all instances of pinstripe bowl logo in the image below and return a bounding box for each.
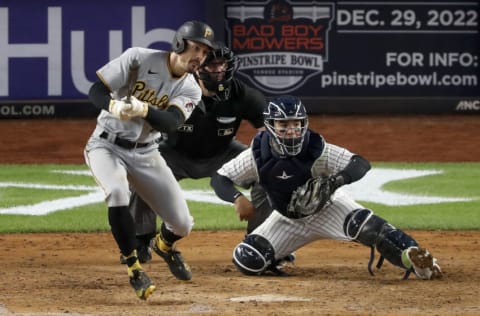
[225,0,334,94]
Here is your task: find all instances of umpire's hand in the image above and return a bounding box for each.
[234,196,255,221]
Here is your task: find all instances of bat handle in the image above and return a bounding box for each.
[126,59,140,103]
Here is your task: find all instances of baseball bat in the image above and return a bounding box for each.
[126,59,140,103]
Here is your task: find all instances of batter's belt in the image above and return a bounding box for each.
[99,131,153,149]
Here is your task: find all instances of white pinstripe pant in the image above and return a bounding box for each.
[252,189,364,260]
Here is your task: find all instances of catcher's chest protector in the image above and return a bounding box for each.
[252,132,323,213]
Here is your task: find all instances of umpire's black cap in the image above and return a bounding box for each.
[172,20,215,53]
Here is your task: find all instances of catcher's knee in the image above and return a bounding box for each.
[232,234,275,275]
[344,208,418,269]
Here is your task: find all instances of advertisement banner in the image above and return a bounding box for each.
[0,0,212,118]
[1,0,478,116]
[225,0,479,113]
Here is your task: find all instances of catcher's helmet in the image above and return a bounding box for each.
[264,95,308,156]
[197,42,238,101]
[172,20,215,53]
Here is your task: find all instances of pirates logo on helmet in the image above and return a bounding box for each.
[172,20,215,53]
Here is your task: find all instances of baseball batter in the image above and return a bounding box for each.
[84,21,215,300]
[211,95,443,279]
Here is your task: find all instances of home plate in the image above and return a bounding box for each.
[230,294,311,302]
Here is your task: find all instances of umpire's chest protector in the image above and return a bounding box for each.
[252,131,324,213]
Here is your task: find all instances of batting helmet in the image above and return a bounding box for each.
[264,95,309,156]
[197,42,238,100]
[172,20,215,54]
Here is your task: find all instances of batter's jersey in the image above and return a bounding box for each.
[166,78,265,158]
[217,130,355,202]
[95,47,201,143]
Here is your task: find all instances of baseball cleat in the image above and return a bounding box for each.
[402,247,443,280]
[137,244,153,263]
[120,244,152,265]
[151,235,192,281]
[275,252,296,270]
[281,252,296,264]
[128,268,156,300]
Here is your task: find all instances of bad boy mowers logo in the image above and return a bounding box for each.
[225,0,333,94]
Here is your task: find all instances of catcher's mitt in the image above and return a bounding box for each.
[287,177,335,218]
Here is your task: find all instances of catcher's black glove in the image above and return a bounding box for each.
[287,175,344,218]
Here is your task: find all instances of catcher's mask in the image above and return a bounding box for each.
[264,95,308,156]
[197,42,238,101]
[172,20,215,54]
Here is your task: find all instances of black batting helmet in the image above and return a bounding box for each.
[172,20,215,53]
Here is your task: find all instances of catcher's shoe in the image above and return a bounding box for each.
[275,252,296,270]
[151,235,192,281]
[402,247,443,280]
[128,268,156,300]
[281,252,296,264]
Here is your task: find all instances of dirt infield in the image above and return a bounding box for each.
[1,115,479,315]
[1,231,479,316]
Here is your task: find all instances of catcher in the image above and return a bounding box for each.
[211,94,443,279]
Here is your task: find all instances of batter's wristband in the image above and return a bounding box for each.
[233,191,243,201]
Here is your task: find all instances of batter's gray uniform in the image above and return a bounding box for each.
[85,47,199,242]
[84,20,216,300]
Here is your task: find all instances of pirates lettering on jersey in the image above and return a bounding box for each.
[252,131,325,215]
[132,81,169,108]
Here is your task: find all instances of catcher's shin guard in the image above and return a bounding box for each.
[344,209,418,277]
[233,234,275,275]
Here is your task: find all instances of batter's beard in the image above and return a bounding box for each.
[187,62,200,74]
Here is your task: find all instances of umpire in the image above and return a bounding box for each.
[127,42,271,265]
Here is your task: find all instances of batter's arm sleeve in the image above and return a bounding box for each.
[210,172,244,203]
[88,80,111,110]
[144,106,183,134]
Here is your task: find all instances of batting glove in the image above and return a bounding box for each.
[109,99,132,120]
[122,96,149,118]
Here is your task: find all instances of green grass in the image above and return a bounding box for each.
[0,164,93,185]
[0,163,478,233]
[362,202,479,230]
[376,162,480,198]
[0,187,86,207]
[189,201,247,230]
[0,207,108,233]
